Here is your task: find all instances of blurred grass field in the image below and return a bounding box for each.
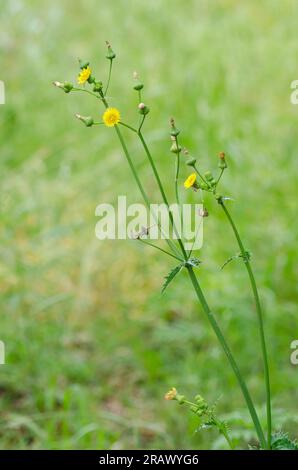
[0,0,297,449]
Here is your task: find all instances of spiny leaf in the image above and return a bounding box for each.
[161,263,183,293]
[186,257,201,267]
[271,431,298,450]
[220,251,251,270]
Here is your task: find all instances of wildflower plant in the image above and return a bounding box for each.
[53,42,295,450]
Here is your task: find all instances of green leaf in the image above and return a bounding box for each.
[161,263,183,293]
[271,431,298,450]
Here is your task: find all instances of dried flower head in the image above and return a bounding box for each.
[164,387,177,400]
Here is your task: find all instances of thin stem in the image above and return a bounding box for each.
[193,164,208,184]
[187,266,267,449]
[218,423,235,450]
[138,131,188,259]
[99,96,181,258]
[104,60,113,96]
[174,145,181,208]
[72,87,103,100]
[138,115,146,133]
[138,238,184,262]
[216,168,224,186]
[219,201,271,449]
[93,91,266,447]
[119,121,137,133]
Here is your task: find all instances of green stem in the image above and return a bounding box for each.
[104,60,113,96]
[174,147,181,207]
[193,164,208,185]
[187,266,267,449]
[219,201,271,449]
[138,115,146,133]
[138,239,184,262]
[119,121,137,133]
[99,97,181,258]
[72,88,103,100]
[96,92,266,447]
[138,131,187,259]
[216,168,224,186]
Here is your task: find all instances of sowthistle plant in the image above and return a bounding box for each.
[53,42,295,450]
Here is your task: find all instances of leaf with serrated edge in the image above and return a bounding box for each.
[161,264,183,293]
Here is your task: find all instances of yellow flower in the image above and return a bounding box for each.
[77,66,92,85]
[103,107,121,127]
[184,173,197,189]
[164,387,177,401]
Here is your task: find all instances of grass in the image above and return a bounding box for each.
[0,0,297,449]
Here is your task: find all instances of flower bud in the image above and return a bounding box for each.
[204,171,214,182]
[186,157,197,167]
[164,387,177,401]
[176,393,186,405]
[78,59,90,70]
[133,71,144,91]
[194,394,205,405]
[88,75,96,84]
[170,142,182,154]
[170,117,180,137]
[198,208,209,217]
[138,102,150,115]
[75,114,94,127]
[93,81,103,92]
[200,182,209,191]
[53,81,73,93]
[105,41,116,60]
[218,151,227,169]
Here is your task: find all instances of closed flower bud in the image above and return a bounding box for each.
[138,103,150,115]
[93,81,103,92]
[176,393,186,405]
[133,71,144,91]
[170,142,182,154]
[75,114,94,127]
[53,81,73,93]
[200,182,209,190]
[78,59,90,70]
[134,82,144,91]
[170,117,180,137]
[204,171,214,182]
[105,41,116,60]
[218,151,227,169]
[186,157,197,167]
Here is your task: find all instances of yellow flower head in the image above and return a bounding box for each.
[164,387,177,401]
[77,66,92,85]
[184,173,197,189]
[103,107,121,127]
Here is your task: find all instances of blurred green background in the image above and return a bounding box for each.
[1,0,297,450]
